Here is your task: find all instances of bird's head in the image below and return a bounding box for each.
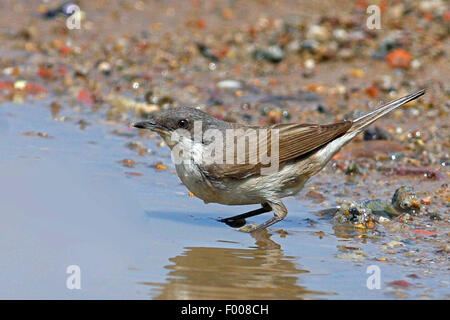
[132,106,223,148]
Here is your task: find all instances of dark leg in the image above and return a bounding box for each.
[220,203,271,228]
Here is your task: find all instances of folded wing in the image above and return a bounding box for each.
[201,120,352,180]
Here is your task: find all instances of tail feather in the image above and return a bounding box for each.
[314,89,426,165]
[348,89,426,135]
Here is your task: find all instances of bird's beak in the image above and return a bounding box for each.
[132,120,155,129]
[132,120,169,136]
[132,120,164,130]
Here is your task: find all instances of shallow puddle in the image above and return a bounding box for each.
[0,101,447,299]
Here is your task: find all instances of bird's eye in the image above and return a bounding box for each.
[178,119,189,129]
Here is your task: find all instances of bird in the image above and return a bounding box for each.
[133,89,425,232]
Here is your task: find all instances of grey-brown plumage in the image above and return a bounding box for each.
[133,89,425,232]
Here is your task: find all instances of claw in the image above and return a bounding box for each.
[238,224,260,233]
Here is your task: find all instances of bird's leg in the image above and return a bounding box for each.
[245,200,287,233]
[220,203,271,228]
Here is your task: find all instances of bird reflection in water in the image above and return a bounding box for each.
[138,230,330,299]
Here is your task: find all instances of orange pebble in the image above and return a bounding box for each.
[366,221,375,228]
[156,163,167,170]
[444,11,450,22]
[365,85,380,98]
[59,46,72,55]
[196,19,206,29]
[37,68,53,79]
[386,49,412,69]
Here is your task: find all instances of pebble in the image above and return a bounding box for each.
[333,29,348,43]
[253,45,285,63]
[304,59,315,70]
[386,49,412,69]
[307,25,330,42]
[217,80,242,89]
[121,159,136,168]
[392,186,420,214]
[363,126,393,141]
[98,61,111,75]
[14,80,27,90]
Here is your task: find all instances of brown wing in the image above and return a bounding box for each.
[202,120,352,180]
[274,121,352,163]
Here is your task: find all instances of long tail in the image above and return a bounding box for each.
[315,89,426,163]
[347,89,426,136]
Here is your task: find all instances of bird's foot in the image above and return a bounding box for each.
[239,216,283,233]
[238,224,260,233]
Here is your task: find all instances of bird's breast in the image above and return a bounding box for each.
[171,140,315,205]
